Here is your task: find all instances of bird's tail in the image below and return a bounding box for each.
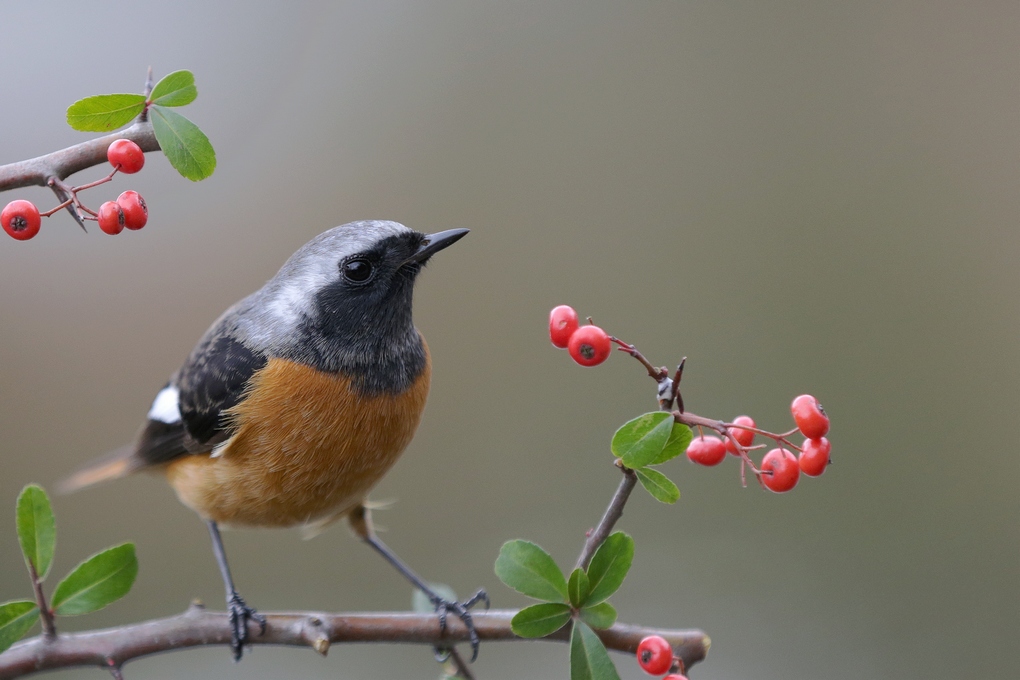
[58,445,139,494]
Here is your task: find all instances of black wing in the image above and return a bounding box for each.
[135,335,267,465]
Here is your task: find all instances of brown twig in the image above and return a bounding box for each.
[609,337,668,383]
[446,647,476,679]
[673,410,769,488]
[575,463,639,571]
[0,121,158,193]
[0,603,709,679]
[26,562,55,641]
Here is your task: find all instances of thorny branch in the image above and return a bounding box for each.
[0,121,158,231]
[0,603,709,679]
[0,122,158,193]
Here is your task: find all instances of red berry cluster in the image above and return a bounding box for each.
[549,305,612,367]
[98,191,148,235]
[685,394,831,493]
[1,139,148,240]
[636,635,687,679]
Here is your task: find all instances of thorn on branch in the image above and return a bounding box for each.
[0,608,709,679]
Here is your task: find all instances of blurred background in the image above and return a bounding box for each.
[0,2,1017,678]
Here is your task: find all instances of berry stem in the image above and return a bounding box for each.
[38,197,74,218]
[73,168,118,193]
[673,410,765,481]
[47,184,87,232]
[609,337,668,382]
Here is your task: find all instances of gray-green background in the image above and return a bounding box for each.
[1,2,1016,678]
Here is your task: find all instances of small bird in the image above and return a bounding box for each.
[62,220,485,660]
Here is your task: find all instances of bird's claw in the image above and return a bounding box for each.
[227,591,266,661]
[432,588,489,662]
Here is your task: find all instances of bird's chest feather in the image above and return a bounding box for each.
[164,355,431,527]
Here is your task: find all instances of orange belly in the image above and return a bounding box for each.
[164,351,431,528]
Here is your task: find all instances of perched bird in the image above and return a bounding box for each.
[62,221,485,660]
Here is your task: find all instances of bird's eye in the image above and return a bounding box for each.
[341,258,374,283]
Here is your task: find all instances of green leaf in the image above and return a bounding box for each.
[66,94,146,132]
[16,484,55,580]
[411,582,457,613]
[0,601,38,654]
[568,568,590,608]
[51,543,137,616]
[569,621,621,680]
[495,540,568,603]
[149,70,198,107]
[149,105,216,181]
[612,412,674,469]
[579,601,617,629]
[510,602,572,638]
[649,422,694,465]
[585,532,634,605]
[635,467,681,504]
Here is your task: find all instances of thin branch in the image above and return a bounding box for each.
[26,562,55,640]
[575,464,639,571]
[0,604,709,679]
[446,647,476,680]
[0,122,158,193]
[609,336,668,383]
[573,342,678,571]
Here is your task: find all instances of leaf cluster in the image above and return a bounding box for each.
[66,70,215,181]
[0,485,137,654]
[612,412,692,503]
[495,533,634,680]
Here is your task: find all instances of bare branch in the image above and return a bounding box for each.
[575,464,639,571]
[0,603,709,679]
[0,122,158,193]
[26,562,55,641]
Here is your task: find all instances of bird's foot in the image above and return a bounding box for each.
[226,590,266,661]
[430,588,489,662]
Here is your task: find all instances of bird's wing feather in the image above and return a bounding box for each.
[136,335,267,465]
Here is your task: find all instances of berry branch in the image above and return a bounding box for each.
[0,122,158,194]
[0,69,214,239]
[0,123,157,234]
[0,604,709,679]
[539,305,832,678]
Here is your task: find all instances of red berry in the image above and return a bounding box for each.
[567,325,611,366]
[799,437,831,477]
[791,394,829,439]
[636,635,673,676]
[107,139,145,174]
[761,448,800,492]
[97,201,125,235]
[549,305,579,348]
[663,675,689,680]
[117,190,148,230]
[725,415,756,455]
[686,435,727,466]
[1,200,41,240]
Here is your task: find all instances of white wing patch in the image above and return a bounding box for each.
[147,385,182,424]
[210,437,233,458]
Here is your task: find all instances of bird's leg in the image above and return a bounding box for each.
[207,520,266,661]
[347,505,489,661]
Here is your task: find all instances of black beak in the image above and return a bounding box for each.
[407,228,469,264]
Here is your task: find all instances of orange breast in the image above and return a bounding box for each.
[164,348,431,528]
